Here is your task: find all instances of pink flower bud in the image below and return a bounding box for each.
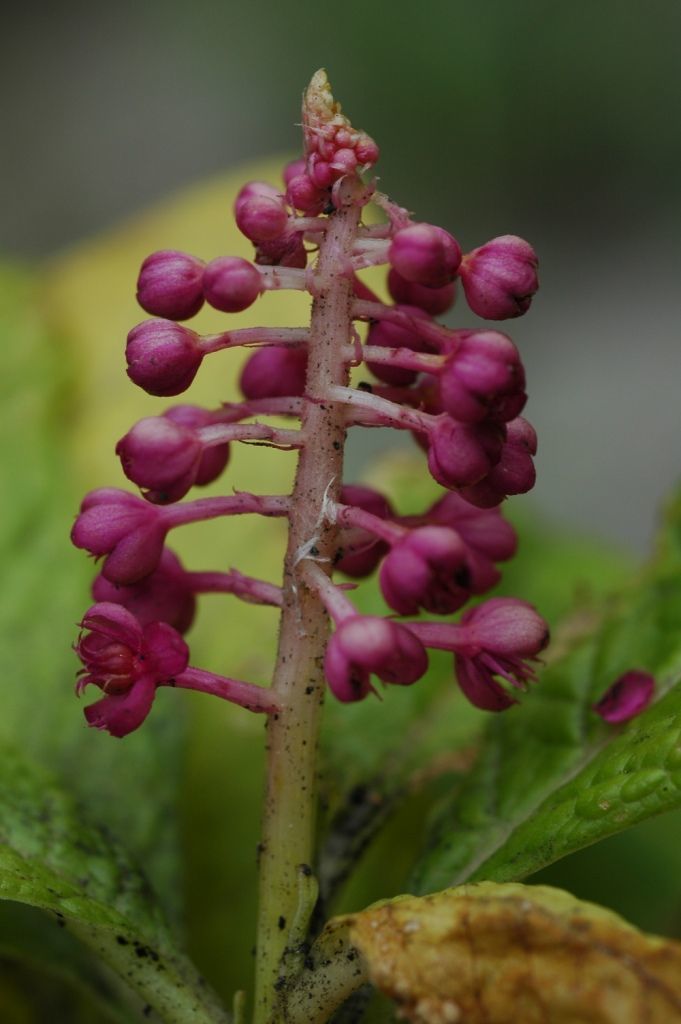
[239,346,308,400]
[461,417,537,508]
[460,235,539,320]
[286,173,327,215]
[427,418,504,491]
[234,180,280,217]
[324,616,428,702]
[387,268,457,316]
[438,330,526,423]
[453,597,548,710]
[330,147,358,176]
[335,484,394,578]
[255,233,308,269]
[366,305,432,386]
[309,156,334,189]
[389,224,462,288]
[593,671,655,724]
[236,194,289,244]
[380,526,470,615]
[163,404,230,486]
[93,548,196,634]
[71,489,166,584]
[203,256,263,313]
[75,602,189,737]
[355,134,380,166]
[126,320,203,397]
[426,492,517,592]
[136,250,205,321]
[282,159,306,186]
[456,603,547,709]
[116,416,203,504]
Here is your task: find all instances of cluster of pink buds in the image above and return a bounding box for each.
[71,70,548,737]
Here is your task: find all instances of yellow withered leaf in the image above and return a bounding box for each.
[347,882,681,1023]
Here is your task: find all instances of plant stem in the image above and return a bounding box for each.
[253,195,361,1024]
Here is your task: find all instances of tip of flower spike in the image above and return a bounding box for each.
[302,69,379,182]
[304,69,338,127]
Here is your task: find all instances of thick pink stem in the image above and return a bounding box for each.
[200,327,309,355]
[329,502,405,544]
[350,237,391,270]
[254,182,363,1022]
[301,561,358,624]
[173,667,283,714]
[258,266,308,291]
[160,493,290,528]
[402,620,464,649]
[188,569,283,607]
[352,298,456,350]
[211,397,304,424]
[197,423,304,449]
[358,344,444,374]
[325,384,431,433]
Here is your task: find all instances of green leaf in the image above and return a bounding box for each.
[0,902,138,1024]
[411,498,681,894]
[0,745,228,1024]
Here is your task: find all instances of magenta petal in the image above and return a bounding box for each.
[102,523,167,584]
[143,622,190,678]
[593,671,655,724]
[71,503,148,554]
[83,675,157,737]
[455,654,517,711]
[79,603,144,648]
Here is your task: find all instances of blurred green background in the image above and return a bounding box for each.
[3,0,681,548]
[2,2,681,1020]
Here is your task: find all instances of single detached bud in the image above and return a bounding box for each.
[126,320,203,397]
[136,250,205,321]
[71,489,167,584]
[93,548,196,634]
[236,194,289,244]
[593,671,655,724]
[387,268,457,316]
[438,331,526,423]
[203,256,263,313]
[389,224,462,288]
[240,346,308,400]
[75,602,189,737]
[324,616,428,702]
[380,526,471,615]
[427,418,504,491]
[453,597,549,711]
[366,305,431,386]
[461,417,537,508]
[460,235,539,320]
[164,404,230,486]
[116,416,203,504]
[335,484,394,578]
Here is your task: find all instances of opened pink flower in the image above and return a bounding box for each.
[75,602,189,737]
